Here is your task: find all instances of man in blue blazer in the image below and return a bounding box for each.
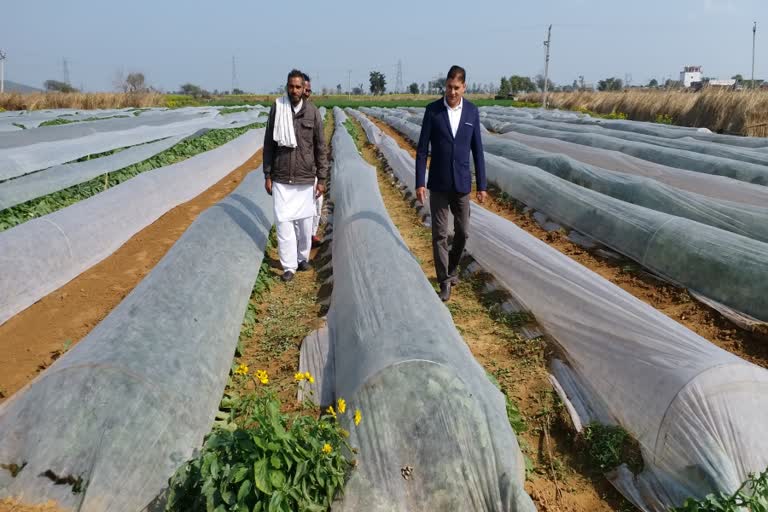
[416,65,487,302]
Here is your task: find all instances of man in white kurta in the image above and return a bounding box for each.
[263,69,329,281]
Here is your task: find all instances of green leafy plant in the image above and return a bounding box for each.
[219,106,252,115]
[343,119,362,153]
[655,113,674,125]
[0,122,265,232]
[671,468,768,512]
[39,114,130,127]
[581,422,642,473]
[166,368,359,512]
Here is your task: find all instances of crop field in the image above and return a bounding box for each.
[1,98,768,512]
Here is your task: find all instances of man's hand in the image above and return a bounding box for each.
[416,187,427,205]
[316,182,325,198]
[265,177,273,196]
[476,190,487,204]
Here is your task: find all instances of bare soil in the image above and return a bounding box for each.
[0,150,264,404]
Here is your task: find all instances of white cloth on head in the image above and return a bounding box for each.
[277,217,313,272]
[272,182,315,223]
[273,96,301,148]
[443,96,463,138]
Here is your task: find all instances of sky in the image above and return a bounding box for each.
[3,0,767,93]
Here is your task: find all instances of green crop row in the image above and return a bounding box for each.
[0,122,265,232]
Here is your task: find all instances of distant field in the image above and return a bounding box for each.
[0,92,537,112]
[520,89,768,137]
[5,89,768,138]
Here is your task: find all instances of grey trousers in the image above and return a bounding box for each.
[429,190,471,286]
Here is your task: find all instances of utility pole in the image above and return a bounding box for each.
[0,50,6,94]
[62,58,71,86]
[752,21,758,89]
[347,70,351,99]
[396,59,403,94]
[231,55,239,93]
[542,24,552,109]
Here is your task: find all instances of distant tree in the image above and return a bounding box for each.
[428,78,444,95]
[369,71,387,95]
[408,82,419,94]
[336,84,342,94]
[44,80,77,93]
[179,83,207,98]
[648,78,659,88]
[597,77,623,91]
[232,88,244,95]
[352,86,364,95]
[420,83,426,94]
[498,77,511,97]
[509,75,537,93]
[732,74,744,83]
[664,78,681,89]
[535,74,555,92]
[125,72,147,92]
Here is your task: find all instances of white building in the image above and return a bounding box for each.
[680,66,703,88]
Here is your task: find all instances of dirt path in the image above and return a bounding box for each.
[0,150,263,404]
[366,114,768,368]
[347,115,631,512]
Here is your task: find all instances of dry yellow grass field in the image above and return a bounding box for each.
[0,91,165,111]
[520,89,768,137]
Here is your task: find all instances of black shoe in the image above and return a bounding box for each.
[281,271,295,282]
[297,260,311,272]
[438,282,452,302]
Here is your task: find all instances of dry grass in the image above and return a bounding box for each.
[519,89,768,137]
[0,92,165,111]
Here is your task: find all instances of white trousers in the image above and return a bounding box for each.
[277,217,313,272]
[313,194,324,236]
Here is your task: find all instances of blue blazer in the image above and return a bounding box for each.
[415,98,486,194]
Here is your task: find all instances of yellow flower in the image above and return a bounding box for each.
[354,409,362,426]
[294,372,305,381]
[234,364,249,376]
[308,374,315,384]
[326,405,336,419]
[340,428,350,438]
[255,369,269,385]
[337,398,346,414]
[304,371,312,380]
[322,443,332,454]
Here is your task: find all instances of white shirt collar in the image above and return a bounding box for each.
[292,99,303,114]
[443,97,463,112]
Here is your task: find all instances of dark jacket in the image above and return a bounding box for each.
[415,98,486,194]
[263,100,329,186]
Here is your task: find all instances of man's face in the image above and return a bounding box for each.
[445,77,466,108]
[286,76,305,105]
[303,80,312,100]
